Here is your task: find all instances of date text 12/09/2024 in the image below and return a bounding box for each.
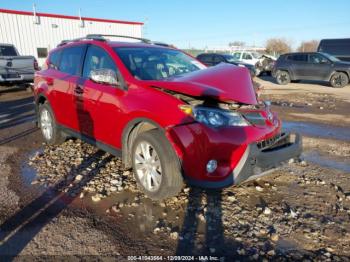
[127,255,221,261]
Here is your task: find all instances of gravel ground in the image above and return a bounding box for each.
[0,146,20,218]
[1,83,350,261]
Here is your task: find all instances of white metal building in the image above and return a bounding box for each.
[0,8,143,64]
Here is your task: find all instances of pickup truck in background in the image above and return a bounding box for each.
[0,44,38,85]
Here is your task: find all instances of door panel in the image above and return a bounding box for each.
[307,54,332,80]
[291,62,310,79]
[79,79,124,145]
[79,44,124,146]
[46,69,78,129]
[52,45,86,131]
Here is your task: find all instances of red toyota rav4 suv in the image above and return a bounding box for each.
[34,34,302,200]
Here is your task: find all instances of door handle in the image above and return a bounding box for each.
[74,85,84,95]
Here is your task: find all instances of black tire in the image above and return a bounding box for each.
[38,103,66,145]
[275,70,291,85]
[330,72,349,88]
[131,129,183,200]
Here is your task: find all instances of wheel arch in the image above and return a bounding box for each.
[328,70,350,81]
[277,68,295,80]
[34,93,49,124]
[121,118,164,169]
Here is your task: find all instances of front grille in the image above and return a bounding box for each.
[243,112,266,126]
[257,133,289,151]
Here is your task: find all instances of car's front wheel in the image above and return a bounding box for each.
[275,70,291,85]
[330,72,349,88]
[131,129,183,200]
[38,103,65,145]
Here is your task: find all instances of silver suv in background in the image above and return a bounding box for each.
[0,44,38,85]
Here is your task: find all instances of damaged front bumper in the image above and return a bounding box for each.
[187,132,302,188]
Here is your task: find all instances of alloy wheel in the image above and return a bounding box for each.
[278,72,288,84]
[40,108,53,140]
[134,142,162,192]
[332,74,347,87]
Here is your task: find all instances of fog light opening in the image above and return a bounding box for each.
[206,160,217,173]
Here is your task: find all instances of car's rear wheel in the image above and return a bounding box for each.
[131,129,183,200]
[38,103,65,145]
[275,70,291,85]
[330,72,349,88]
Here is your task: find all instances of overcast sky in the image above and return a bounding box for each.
[2,0,350,49]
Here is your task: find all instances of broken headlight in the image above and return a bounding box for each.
[193,106,250,128]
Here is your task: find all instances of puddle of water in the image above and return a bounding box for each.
[21,163,37,186]
[303,151,350,173]
[20,149,44,186]
[283,121,350,141]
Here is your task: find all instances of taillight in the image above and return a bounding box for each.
[34,58,40,71]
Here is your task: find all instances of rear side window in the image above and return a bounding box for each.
[59,46,85,75]
[0,45,17,56]
[83,45,117,78]
[48,50,61,70]
[287,54,307,62]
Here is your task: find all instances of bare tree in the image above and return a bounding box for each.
[297,40,319,52]
[265,38,292,55]
[229,41,246,47]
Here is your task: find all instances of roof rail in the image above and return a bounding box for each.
[57,34,172,48]
[57,35,106,47]
[86,34,152,43]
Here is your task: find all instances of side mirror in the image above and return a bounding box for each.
[90,69,118,86]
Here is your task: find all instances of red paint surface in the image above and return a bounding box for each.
[146,63,258,105]
[34,40,280,184]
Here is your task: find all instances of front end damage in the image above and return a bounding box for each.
[151,64,302,187]
[162,91,302,188]
[167,122,302,188]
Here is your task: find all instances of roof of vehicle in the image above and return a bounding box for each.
[197,53,233,57]
[281,52,320,56]
[55,35,174,50]
[319,38,350,43]
[57,40,174,49]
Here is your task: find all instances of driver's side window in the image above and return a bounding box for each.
[83,45,117,78]
[309,54,328,64]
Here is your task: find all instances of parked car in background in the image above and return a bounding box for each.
[34,34,301,200]
[257,54,276,75]
[273,52,350,88]
[196,53,256,77]
[0,44,38,85]
[318,38,350,62]
[231,51,276,75]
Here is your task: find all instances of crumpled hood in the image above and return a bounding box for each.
[146,63,258,105]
